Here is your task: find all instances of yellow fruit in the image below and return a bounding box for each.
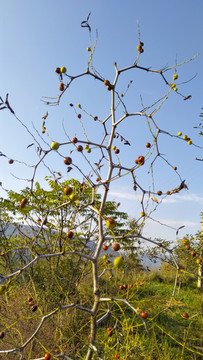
[183,135,188,140]
[51,142,59,150]
[182,237,189,245]
[113,256,124,268]
[60,66,67,73]
[178,132,182,136]
[171,83,176,88]
[173,87,178,92]
[187,140,192,145]
[173,74,178,80]
[87,47,91,51]
[106,218,116,229]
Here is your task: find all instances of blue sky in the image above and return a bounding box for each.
[0,0,202,241]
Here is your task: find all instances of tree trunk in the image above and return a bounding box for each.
[197,212,203,289]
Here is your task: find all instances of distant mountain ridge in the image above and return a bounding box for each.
[0,223,162,269]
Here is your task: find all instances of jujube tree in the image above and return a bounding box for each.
[0,15,201,360]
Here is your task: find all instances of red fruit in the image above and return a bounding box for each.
[77,145,83,152]
[59,83,65,91]
[173,166,177,171]
[0,331,5,339]
[112,243,120,251]
[8,159,14,164]
[29,301,35,306]
[108,330,113,336]
[182,312,189,319]
[64,186,73,195]
[19,198,28,209]
[104,80,110,86]
[191,251,196,257]
[96,178,100,182]
[157,191,162,196]
[64,157,72,165]
[129,284,133,288]
[88,334,91,341]
[66,231,73,239]
[55,67,61,74]
[44,353,51,360]
[123,284,127,289]
[140,311,148,319]
[166,191,171,195]
[115,354,119,359]
[114,149,120,154]
[103,245,108,251]
[94,116,98,120]
[77,114,81,119]
[137,156,145,165]
[31,305,38,312]
[119,285,124,290]
[135,159,139,164]
[146,143,151,148]
[27,296,33,302]
[107,327,111,333]
[185,245,190,250]
[37,218,42,222]
[72,137,78,143]
[105,260,110,264]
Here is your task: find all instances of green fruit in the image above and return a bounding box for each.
[113,256,124,268]
[69,193,78,202]
[60,66,67,73]
[51,142,59,150]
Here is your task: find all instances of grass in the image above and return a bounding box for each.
[0,266,202,359]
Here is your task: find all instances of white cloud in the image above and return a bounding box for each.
[108,190,139,200]
[162,193,203,205]
[109,190,203,205]
[148,217,199,228]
